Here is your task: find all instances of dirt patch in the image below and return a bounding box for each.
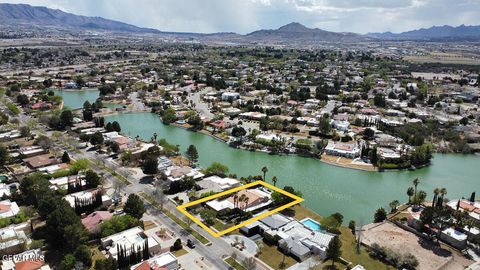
[361,222,473,270]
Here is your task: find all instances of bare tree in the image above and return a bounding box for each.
[152,182,166,210]
[242,257,257,270]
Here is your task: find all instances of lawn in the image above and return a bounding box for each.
[257,242,297,269]
[291,205,394,270]
[172,248,188,257]
[212,219,231,231]
[143,220,157,230]
[225,257,246,270]
[89,245,106,269]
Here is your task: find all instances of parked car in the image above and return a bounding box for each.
[187,239,195,248]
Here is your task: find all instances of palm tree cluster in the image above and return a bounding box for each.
[406,178,427,207]
[233,192,250,211]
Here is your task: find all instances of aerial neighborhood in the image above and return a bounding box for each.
[0,2,480,270]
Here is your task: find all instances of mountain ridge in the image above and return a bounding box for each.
[2,3,480,42]
[368,24,480,40]
[0,3,161,34]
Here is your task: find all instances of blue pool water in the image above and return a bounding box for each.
[302,218,322,231]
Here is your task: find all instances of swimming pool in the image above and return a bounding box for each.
[301,218,322,231]
[0,175,7,183]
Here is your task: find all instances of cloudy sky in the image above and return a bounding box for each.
[1,0,480,34]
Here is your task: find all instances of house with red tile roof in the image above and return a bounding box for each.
[1,249,50,270]
[81,211,113,234]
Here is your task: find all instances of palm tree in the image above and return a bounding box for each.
[432,188,440,208]
[261,166,268,181]
[413,178,420,206]
[272,176,278,187]
[389,200,400,213]
[407,187,414,204]
[438,188,447,208]
[244,197,249,211]
[239,194,246,210]
[233,193,238,208]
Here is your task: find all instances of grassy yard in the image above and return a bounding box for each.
[6,102,20,115]
[257,242,297,269]
[143,220,157,230]
[172,248,188,257]
[89,245,106,269]
[225,257,246,270]
[291,205,394,270]
[212,219,231,231]
[140,192,210,245]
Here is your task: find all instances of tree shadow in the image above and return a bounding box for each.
[418,238,452,257]
[139,175,155,184]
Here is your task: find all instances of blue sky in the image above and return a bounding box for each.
[2,0,480,34]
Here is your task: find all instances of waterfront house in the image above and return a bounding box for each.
[206,188,272,212]
[197,176,240,193]
[324,141,361,159]
[241,214,335,261]
[440,227,467,250]
[447,199,480,222]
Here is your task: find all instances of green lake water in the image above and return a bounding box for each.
[53,88,100,109]
[104,112,480,223]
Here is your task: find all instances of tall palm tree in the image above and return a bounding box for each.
[413,178,420,206]
[239,194,246,210]
[244,197,249,211]
[407,187,414,204]
[261,166,268,181]
[272,176,278,187]
[433,188,440,208]
[438,188,447,208]
[233,193,238,208]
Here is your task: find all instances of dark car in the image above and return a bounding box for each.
[187,239,195,248]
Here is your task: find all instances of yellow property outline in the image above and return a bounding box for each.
[176,180,304,237]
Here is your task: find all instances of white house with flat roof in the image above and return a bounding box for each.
[101,227,161,260]
[197,176,240,193]
[241,213,335,261]
[64,188,111,208]
[324,141,361,159]
[130,252,178,270]
[0,200,20,219]
[440,227,467,249]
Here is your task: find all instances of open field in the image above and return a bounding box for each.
[404,55,480,65]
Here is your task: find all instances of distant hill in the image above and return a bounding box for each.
[368,24,480,41]
[0,3,161,33]
[245,22,367,43]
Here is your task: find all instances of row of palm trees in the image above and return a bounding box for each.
[406,178,447,208]
[233,193,250,211]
